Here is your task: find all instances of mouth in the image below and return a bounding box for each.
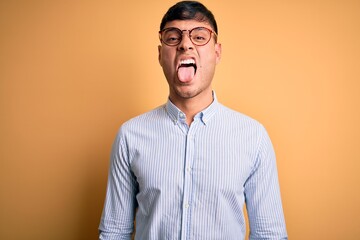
[178,59,197,73]
[177,59,197,83]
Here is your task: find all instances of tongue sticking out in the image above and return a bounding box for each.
[177,66,195,83]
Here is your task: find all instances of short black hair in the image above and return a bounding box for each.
[160,1,218,34]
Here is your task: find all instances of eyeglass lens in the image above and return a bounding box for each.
[162,27,212,46]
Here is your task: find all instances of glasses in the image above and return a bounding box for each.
[159,26,217,46]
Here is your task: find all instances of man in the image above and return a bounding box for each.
[99,1,287,239]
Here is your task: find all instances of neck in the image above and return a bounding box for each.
[170,90,214,125]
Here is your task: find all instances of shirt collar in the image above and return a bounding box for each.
[165,91,219,125]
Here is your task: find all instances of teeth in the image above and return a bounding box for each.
[180,59,195,65]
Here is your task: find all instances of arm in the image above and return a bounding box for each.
[244,125,288,239]
[99,130,138,240]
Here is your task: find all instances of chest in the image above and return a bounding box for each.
[129,126,257,194]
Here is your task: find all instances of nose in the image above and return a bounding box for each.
[177,31,194,51]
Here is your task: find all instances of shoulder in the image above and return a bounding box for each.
[217,103,264,130]
[116,104,167,137]
[214,103,272,146]
[124,104,165,123]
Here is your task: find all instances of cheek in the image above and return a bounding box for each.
[197,52,218,81]
[199,52,217,71]
[159,51,176,78]
[199,46,218,62]
[160,51,173,68]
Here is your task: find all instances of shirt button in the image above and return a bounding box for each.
[184,203,190,209]
[179,112,185,118]
[186,167,192,173]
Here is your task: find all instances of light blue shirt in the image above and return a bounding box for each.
[99,94,287,240]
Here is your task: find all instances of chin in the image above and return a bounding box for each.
[174,88,202,99]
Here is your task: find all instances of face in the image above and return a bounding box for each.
[158,20,222,102]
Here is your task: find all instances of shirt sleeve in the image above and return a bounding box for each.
[99,129,138,239]
[244,125,288,239]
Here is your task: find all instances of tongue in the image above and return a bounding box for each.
[177,66,195,83]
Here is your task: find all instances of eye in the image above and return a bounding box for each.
[162,29,182,45]
[191,32,208,43]
[195,36,206,40]
[166,36,180,42]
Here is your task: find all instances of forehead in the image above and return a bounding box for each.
[163,20,212,30]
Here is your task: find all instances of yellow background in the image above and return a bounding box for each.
[1,0,359,239]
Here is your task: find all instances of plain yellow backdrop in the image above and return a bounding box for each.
[1,0,359,239]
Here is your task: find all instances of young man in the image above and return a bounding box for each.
[99,1,287,239]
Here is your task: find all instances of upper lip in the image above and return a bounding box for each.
[177,57,197,70]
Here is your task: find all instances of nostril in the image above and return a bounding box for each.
[178,45,193,51]
[178,43,194,51]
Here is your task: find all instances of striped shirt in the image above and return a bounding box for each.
[99,93,287,240]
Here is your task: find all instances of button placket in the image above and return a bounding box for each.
[180,119,200,240]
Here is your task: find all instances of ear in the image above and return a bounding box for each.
[158,45,162,66]
[215,43,222,64]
